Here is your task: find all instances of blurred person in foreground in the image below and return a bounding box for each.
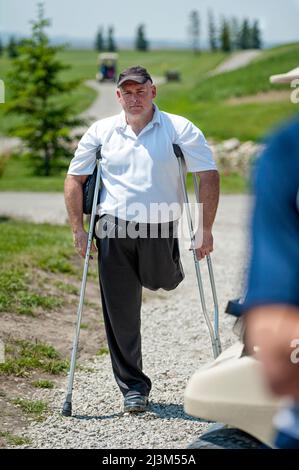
[244,68,299,448]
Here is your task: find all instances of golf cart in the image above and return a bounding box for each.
[184,304,283,449]
[96,53,118,83]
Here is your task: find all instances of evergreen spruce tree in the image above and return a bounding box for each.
[5,3,84,176]
[220,19,232,52]
[208,10,218,51]
[240,19,251,49]
[188,10,200,53]
[107,26,117,52]
[135,24,149,51]
[95,27,105,52]
[7,36,19,58]
[230,17,241,50]
[0,37,3,56]
[251,20,262,49]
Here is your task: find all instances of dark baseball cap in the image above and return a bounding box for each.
[117,66,153,87]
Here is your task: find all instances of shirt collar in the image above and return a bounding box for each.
[116,104,161,131]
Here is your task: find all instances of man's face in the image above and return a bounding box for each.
[116,80,157,117]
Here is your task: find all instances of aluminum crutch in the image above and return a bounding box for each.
[62,149,102,417]
[173,144,222,359]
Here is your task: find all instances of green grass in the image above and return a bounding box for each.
[185,172,249,194]
[0,268,63,315]
[180,101,298,142]
[54,281,79,296]
[31,379,54,389]
[0,218,99,314]
[0,339,69,376]
[194,44,299,101]
[157,43,299,142]
[0,48,225,136]
[0,142,247,194]
[0,154,66,191]
[1,45,298,141]
[0,219,73,265]
[220,173,250,194]
[0,219,75,315]
[1,45,299,194]
[11,398,48,420]
[0,51,97,136]
[117,49,226,85]
[96,347,109,356]
[0,431,31,446]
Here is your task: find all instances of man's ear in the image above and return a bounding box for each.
[116,88,121,101]
[151,85,157,99]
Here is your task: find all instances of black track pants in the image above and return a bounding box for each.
[96,215,184,397]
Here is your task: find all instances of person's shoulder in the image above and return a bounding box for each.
[160,110,190,127]
[92,114,121,134]
[266,116,299,149]
[263,116,299,168]
[159,110,197,136]
[257,116,299,180]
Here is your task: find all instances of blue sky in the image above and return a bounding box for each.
[1,0,299,44]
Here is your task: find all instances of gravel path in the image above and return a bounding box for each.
[12,194,252,449]
[0,192,67,224]
[209,49,262,76]
[78,81,122,127]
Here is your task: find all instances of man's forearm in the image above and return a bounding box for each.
[196,170,220,231]
[64,175,85,233]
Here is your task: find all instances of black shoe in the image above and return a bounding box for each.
[123,394,149,413]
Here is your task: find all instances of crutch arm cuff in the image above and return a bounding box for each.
[96,144,102,160]
[173,144,184,160]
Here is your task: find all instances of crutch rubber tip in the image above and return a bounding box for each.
[62,401,72,417]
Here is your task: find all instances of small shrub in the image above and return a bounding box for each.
[0,339,69,376]
[96,347,109,356]
[0,431,31,446]
[31,379,54,389]
[11,398,48,421]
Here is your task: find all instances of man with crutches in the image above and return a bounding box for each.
[64,66,220,414]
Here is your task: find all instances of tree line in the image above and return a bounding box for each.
[94,11,262,54]
[94,24,148,52]
[190,9,262,53]
[0,36,24,58]
[1,10,262,58]
[0,24,149,57]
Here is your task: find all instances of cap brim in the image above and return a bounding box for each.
[117,75,148,87]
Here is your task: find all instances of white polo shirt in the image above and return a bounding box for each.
[67,104,217,223]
